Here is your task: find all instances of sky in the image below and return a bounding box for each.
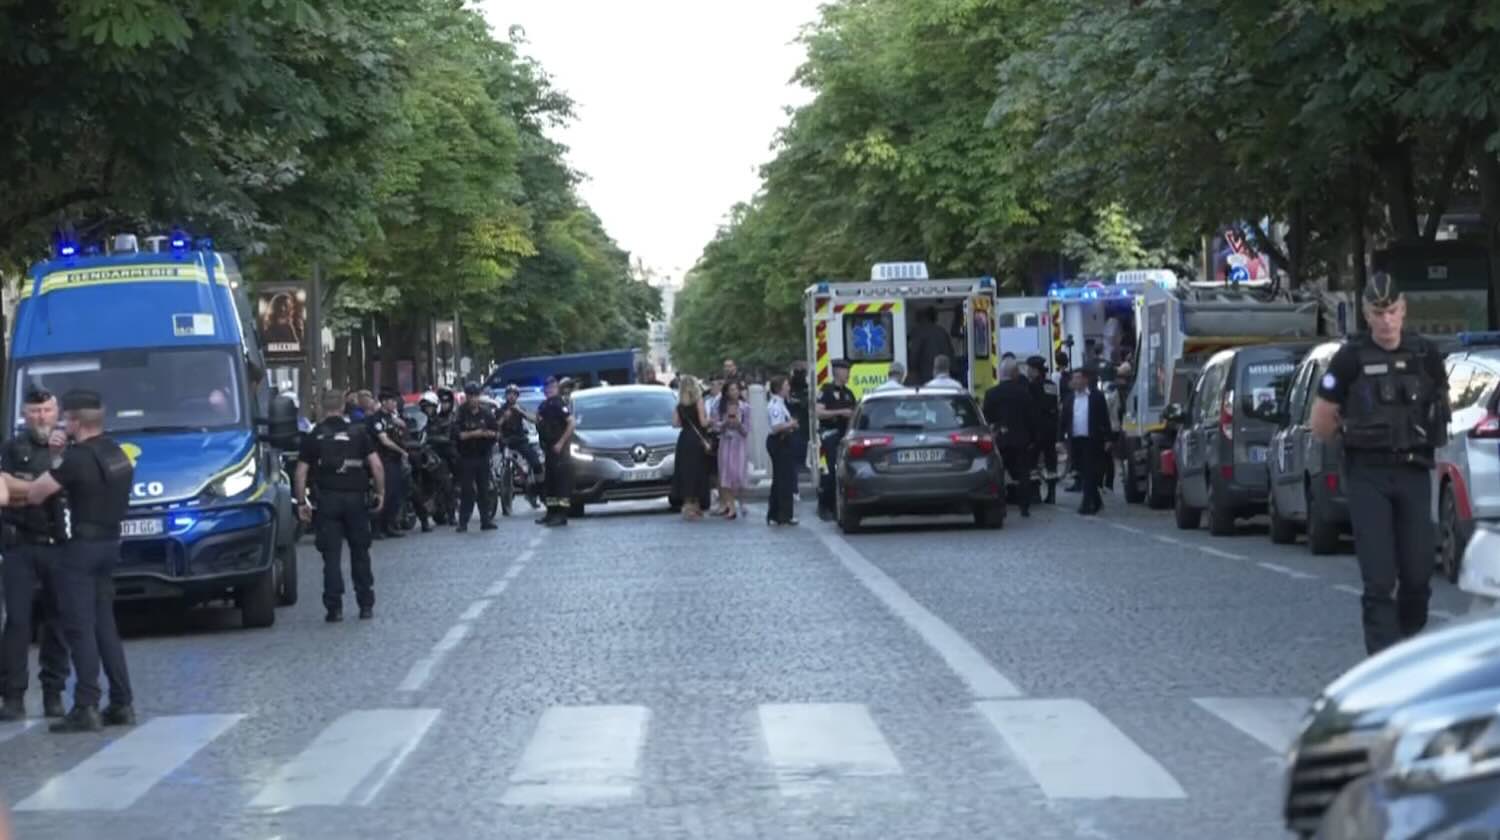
[477,0,824,281]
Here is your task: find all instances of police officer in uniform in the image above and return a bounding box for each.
[1025,356,1061,503]
[983,359,1037,517]
[0,389,71,721]
[1311,273,1449,656]
[296,390,385,622]
[816,359,856,521]
[366,390,408,539]
[453,382,500,532]
[536,376,576,527]
[499,384,543,496]
[21,390,135,733]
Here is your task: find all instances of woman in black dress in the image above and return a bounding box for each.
[671,376,712,520]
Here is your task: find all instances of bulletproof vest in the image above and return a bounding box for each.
[819,385,854,433]
[314,421,370,492]
[1341,337,1446,454]
[3,434,65,540]
[64,437,133,541]
[499,406,525,437]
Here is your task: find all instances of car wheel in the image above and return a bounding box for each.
[975,502,1005,530]
[569,500,586,518]
[837,491,861,534]
[275,541,298,607]
[1268,490,1297,545]
[1207,474,1235,537]
[1306,484,1341,556]
[1439,483,1463,583]
[239,566,277,629]
[1174,478,1201,530]
[1123,455,1145,504]
[1146,452,1172,510]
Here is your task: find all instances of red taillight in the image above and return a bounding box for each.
[847,435,893,458]
[1160,449,1176,477]
[1220,464,1234,480]
[1219,389,1234,441]
[1471,412,1500,439]
[1324,473,1339,492]
[950,432,995,454]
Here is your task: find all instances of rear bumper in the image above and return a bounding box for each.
[841,458,1004,514]
[112,503,276,602]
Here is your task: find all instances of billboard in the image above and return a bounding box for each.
[257,285,307,362]
[1211,223,1272,284]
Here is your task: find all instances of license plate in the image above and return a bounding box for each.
[121,518,164,538]
[1248,446,1268,464]
[624,468,661,482]
[895,449,946,464]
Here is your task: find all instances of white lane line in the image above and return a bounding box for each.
[812,525,1023,699]
[485,580,511,597]
[1257,562,1319,581]
[0,719,39,744]
[758,703,903,796]
[975,699,1186,799]
[458,600,492,622]
[431,622,471,653]
[514,549,535,566]
[250,709,440,809]
[502,705,650,807]
[396,623,472,693]
[1192,697,1310,753]
[1196,545,1248,561]
[1154,535,1184,546]
[1431,608,1457,620]
[504,564,526,581]
[1107,523,1145,535]
[17,714,243,812]
[528,533,546,549]
[1334,584,1364,597]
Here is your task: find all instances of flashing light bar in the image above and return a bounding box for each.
[170,229,190,251]
[58,243,77,257]
[1047,285,1139,300]
[871,262,930,281]
[1457,331,1500,347]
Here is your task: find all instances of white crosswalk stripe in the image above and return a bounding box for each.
[15,714,243,812]
[758,702,904,796]
[1192,697,1309,754]
[249,708,440,810]
[502,705,651,807]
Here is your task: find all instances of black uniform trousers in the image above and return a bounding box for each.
[379,454,405,532]
[767,433,798,524]
[316,490,375,610]
[818,430,845,514]
[1000,447,1032,509]
[1069,437,1104,514]
[543,444,574,516]
[457,451,496,526]
[52,539,132,709]
[1345,459,1433,655]
[1,543,70,699]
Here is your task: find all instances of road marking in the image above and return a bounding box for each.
[1334,584,1364,597]
[17,714,243,812]
[458,600,492,621]
[1107,523,1145,535]
[0,719,39,744]
[396,623,472,693]
[1196,545,1248,561]
[502,705,650,807]
[528,533,546,549]
[249,709,440,809]
[1192,697,1309,753]
[812,525,1022,698]
[514,549,535,565]
[975,699,1186,799]
[485,580,510,597]
[1257,562,1319,581]
[758,703,903,796]
[431,622,471,653]
[1154,535,1184,546]
[1431,608,1456,620]
[504,565,525,581]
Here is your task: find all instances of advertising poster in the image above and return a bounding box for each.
[257,285,307,362]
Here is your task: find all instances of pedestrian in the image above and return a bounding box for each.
[19,390,135,732]
[365,390,408,539]
[1059,369,1111,516]
[1310,272,1449,656]
[907,307,951,384]
[874,361,907,392]
[816,359,856,521]
[713,381,751,519]
[536,376,577,527]
[671,376,713,520]
[765,375,800,525]
[0,388,71,721]
[982,359,1037,517]
[926,355,964,390]
[453,382,500,532]
[1024,356,1061,504]
[787,362,812,479]
[296,390,384,622]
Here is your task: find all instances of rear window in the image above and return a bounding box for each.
[1239,356,1300,421]
[855,395,982,431]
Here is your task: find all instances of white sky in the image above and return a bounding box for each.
[477,0,823,280]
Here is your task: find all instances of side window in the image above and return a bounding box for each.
[1460,365,1496,411]
[1195,361,1227,425]
[1447,361,1477,411]
[1285,362,1315,426]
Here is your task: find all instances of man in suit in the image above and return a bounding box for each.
[982,359,1037,517]
[1059,368,1112,515]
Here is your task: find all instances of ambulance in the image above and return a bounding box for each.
[803,262,1001,400]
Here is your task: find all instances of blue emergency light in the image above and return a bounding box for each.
[1457,331,1500,347]
[170,229,189,251]
[57,241,77,258]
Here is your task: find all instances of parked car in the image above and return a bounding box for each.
[1123,357,1204,510]
[1171,341,1315,535]
[1435,337,1500,582]
[1266,341,1350,554]
[834,388,1005,533]
[565,385,679,516]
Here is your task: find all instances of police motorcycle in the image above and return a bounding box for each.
[398,398,456,531]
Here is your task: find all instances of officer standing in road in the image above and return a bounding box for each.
[1024,356,1061,504]
[816,359,856,521]
[19,390,134,733]
[295,390,385,623]
[1311,273,1449,656]
[536,376,576,527]
[983,359,1037,517]
[453,382,500,532]
[499,384,543,495]
[0,389,71,721]
[366,390,408,539]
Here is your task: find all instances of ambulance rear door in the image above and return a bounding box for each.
[831,297,904,400]
[968,292,999,395]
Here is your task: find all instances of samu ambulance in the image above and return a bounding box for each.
[7,233,302,628]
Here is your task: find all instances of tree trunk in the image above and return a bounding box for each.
[1289,200,1306,291]
[1350,164,1369,295]
[351,326,367,390]
[331,334,350,391]
[1377,125,1419,242]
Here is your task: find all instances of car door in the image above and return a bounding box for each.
[1271,355,1315,515]
[1180,355,1227,506]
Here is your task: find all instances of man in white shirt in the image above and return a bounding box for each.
[874,361,907,392]
[925,355,963,390]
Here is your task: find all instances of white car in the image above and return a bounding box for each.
[1434,341,1500,582]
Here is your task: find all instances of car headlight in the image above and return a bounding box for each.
[1374,689,1500,791]
[569,443,594,462]
[208,457,258,498]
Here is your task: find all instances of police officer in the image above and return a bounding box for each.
[1311,272,1449,656]
[816,359,856,521]
[983,359,1037,517]
[0,388,71,721]
[453,382,500,532]
[1025,356,1061,503]
[20,390,135,733]
[499,384,543,496]
[536,376,576,527]
[366,390,408,539]
[296,390,385,623]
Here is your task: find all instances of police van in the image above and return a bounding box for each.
[7,233,301,628]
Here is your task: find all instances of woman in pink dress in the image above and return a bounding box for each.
[713,381,751,519]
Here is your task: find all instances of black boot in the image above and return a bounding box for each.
[102,705,137,727]
[325,606,343,623]
[0,696,25,722]
[358,606,373,620]
[420,518,433,533]
[43,691,65,719]
[480,521,498,531]
[49,706,102,733]
[1045,481,1057,504]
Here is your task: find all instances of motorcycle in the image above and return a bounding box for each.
[397,411,457,531]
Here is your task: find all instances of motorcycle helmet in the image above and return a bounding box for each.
[419,390,439,407]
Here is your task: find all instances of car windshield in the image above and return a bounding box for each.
[1240,356,1301,421]
[573,390,677,431]
[856,395,982,431]
[14,347,244,433]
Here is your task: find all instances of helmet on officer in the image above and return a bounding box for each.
[419,390,439,408]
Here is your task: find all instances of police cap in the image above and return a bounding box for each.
[463,382,481,396]
[831,359,851,371]
[1365,272,1402,309]
[378,389,401,402]
[1025,355,1047,372]
[60,389,102,412]
[24,387,54,405]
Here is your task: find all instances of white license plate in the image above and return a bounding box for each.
[895,449,946,464]
[1248,446,1268,464]
[623,468,662,482]
[121,518,164,538]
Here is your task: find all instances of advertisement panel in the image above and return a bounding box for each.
[256,285,307,362]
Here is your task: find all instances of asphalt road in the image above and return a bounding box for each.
[0,487,1475,840]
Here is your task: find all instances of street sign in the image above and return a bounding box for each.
[460,356,473,375]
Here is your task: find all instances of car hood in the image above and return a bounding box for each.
[114,429,256,505]
[574,426,678,450]
[1306,610,1500,739]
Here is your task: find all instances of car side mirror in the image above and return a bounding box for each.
[261,395,300,449]
[1164,403,1185,424]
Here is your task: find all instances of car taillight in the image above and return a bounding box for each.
[847,435,893,458]
[1471,412,1500,439]
[1324,472,1339,492]
[1160,448,1176,477]
[1219,389,1234,441]
[950,432,995,454]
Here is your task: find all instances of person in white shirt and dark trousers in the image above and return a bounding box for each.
[765,376,801,526]
[1059,369,1112,515]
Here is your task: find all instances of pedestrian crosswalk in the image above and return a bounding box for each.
[2,696,1308,814]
